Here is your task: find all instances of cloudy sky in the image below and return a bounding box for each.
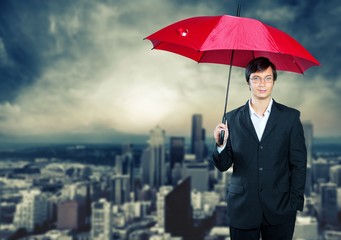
[0,0,340,144]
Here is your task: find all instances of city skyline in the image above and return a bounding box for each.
[0,0,340,144]
[1,119,340,239]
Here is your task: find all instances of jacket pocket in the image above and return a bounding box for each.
[229,184,244,195]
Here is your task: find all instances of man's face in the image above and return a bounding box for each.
[248,66,274,100]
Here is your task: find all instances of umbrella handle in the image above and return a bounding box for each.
[219,115,227,145]
[219,131,225,145]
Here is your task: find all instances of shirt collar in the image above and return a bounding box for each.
[249,98,273,117]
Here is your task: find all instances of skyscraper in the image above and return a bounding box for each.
[57,200,80,230]
[303,121,313,196]
[149,126,166,189]
[303,121,313,167]
[169,137,185,169]
[13,189,48,232]
[141,147,152,186]
[330,165,341,187]
[165,177,193,240]
[191,114,205,161]
[110,174,130,205]
[116,145,135,193]
[156,186,173,229]
[91,198,112,240]
[183,161,209,191]
[318,182,338,227]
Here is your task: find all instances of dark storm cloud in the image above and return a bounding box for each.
[0,0,99,102]
[0,1,45,101]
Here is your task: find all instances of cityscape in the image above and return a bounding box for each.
[0,113,341,240]
[0,1,340,240]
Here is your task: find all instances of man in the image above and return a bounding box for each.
[212,57,307,240]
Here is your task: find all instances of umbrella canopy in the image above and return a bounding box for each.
[145,15,320,74]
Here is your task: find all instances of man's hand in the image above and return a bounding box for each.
[214,122,229,147]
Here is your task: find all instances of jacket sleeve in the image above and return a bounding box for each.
[212,138,234,172]
[289,111,307,211]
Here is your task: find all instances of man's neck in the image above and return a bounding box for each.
[250,97,271,116]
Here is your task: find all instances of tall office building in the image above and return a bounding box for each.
[191,114,205,161]
[156,186,173,229]
[141,148,151,186]
[171,163,184,186]
[183,161,209,191]
[312,158,332,187]
[13,189,48,232]
[149,126,166,189]
[318,182,338,227]
[110,174,130,205]
[57,200,80,230]
[330,165,341,187]
[116,150,134,192]
[215,202,229,227]
[303,121,313,197]
[169,137,185,169]
[303,121,313,166]
[91,198,112,240]
[165,177,193,240]
[155,178,193,239]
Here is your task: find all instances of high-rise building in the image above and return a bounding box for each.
[154,178,193,240]
[303,121,313,197]
[156,186,173,229]
[149,126,166,189]
[13,189,48,232]
[169,137,185,169]
[183,161,209,191]
[303,121,313,167]
[110,174,130,205]
[165,177,193,240]
[312,158,333,187]
[57,200,80,230]
[330,165,341,187]
[116,148,135,192]
[91,198,112,240]
[318,182,338,227]
[214,202,228,227]
[141,147,151,186]
[171,163,184,186]
[191,114,205,161]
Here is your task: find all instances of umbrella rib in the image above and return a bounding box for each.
[292,56,304,74]
[197,50,205,63]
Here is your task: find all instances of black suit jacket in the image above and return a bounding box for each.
[212,100,307,229]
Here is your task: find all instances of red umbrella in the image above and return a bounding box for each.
[144,14,320,142]
[145,15,319,73]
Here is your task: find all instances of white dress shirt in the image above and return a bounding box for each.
[249,98,273,141]
[217,98,273,153]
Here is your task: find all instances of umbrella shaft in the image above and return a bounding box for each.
[222,50,235,120]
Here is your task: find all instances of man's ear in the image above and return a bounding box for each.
[247,82,251,91]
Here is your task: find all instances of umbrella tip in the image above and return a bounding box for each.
[236,3,242,17]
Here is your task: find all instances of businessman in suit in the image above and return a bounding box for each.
[212,57,307,240]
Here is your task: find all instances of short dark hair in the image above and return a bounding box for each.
[245,57,277,83]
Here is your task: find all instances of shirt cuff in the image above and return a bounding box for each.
[217,144,226,154]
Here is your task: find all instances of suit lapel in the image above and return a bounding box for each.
[261,100,281,141]
[239,102,259,143]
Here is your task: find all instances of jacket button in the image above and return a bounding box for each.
[259,145,263,149]
[259,188,263,192]
[259,167,263,171]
